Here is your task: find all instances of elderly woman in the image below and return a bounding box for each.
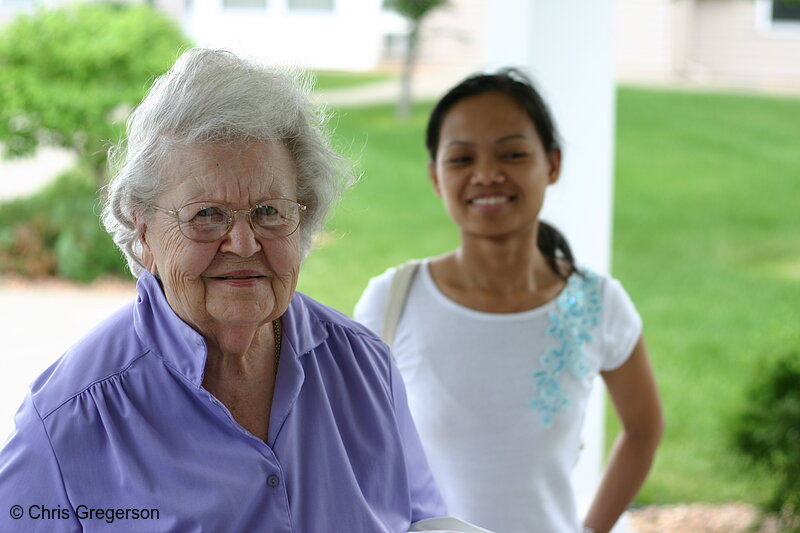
[0,49,487,533]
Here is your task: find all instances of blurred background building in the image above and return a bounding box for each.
[3,0,799,90]
[615,0,800,92]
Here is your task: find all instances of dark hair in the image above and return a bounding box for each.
[425,68,578,279]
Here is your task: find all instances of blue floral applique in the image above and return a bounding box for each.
[530,270,602,427]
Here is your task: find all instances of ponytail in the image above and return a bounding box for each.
[537,221,580,280]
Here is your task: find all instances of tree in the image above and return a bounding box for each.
[0,3,192,183]
[384,0,448,119]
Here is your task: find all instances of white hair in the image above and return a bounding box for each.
[102,48,350,277]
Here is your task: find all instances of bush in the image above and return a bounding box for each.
[0,219,57,277]
[732,350,800,531]
[0,2,192,182]
[0,167,129,281]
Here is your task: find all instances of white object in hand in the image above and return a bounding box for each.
[408,516,495,533]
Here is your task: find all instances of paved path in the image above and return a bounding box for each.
[0,147,92,439]
[0,279,135,440]
[0,146,75,201]
[312,69,460,107]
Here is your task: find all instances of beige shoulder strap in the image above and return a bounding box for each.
[380,259,422,349]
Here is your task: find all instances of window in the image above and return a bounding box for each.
[772,0,800,22]
[288,0,333,10]
[756,0,800,33]
[382,33,406,61]
[223,0,267,9]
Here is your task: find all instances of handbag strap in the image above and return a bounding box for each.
[380,259,422,350]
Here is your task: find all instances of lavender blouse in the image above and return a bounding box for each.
[0,272,445,532]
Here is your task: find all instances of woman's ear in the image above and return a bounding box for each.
[133,212,157,275]
[547,149,562,185]
[428,160,442,197]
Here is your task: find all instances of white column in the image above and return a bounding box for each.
[484,2,631,532]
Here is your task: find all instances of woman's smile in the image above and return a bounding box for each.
[468,193,517,211]
[208,272,268,287]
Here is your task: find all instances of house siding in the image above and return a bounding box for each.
[615,0,800,90]
[614,0,680,82]
[691,0,800,89]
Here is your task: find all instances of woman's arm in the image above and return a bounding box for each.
[583,336,663,533]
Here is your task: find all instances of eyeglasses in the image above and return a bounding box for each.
[150,198,307,242]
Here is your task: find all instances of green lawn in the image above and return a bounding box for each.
[611,87,800,504]
[298,87,800,505]
[311,70,394,91]
[297,102,456,309]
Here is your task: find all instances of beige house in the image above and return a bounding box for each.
[2,0,798,91]
[614,0,800,91]
[378,0,800,92]
[410,0,800,92]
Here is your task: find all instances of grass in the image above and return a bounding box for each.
[311,70,394,91]
[297,102,458,310]
[297,87,800,506]
[610,87,800,504]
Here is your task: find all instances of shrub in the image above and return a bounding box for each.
[0,167,129,281]
[0,2,192,183]
[732,350,800,531]
[0,220,57,277]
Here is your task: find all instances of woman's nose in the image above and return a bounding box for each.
[219,212,261,256]
[470,160,505,185]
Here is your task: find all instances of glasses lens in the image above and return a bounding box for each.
[178,203,231,242]
[251,199,300,237]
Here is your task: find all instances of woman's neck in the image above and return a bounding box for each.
[203,322,274,369]
[462,224,558,288]
[430,228,567,313]
[201,321,279,442]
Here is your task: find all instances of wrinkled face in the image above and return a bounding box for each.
[138,141,302,336]
[430,91,560,239]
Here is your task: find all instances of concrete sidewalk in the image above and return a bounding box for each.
[0,279,135,439]
[312,70,461,107]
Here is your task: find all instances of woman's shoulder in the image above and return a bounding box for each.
[368,258,429,292]
[292,291,389,352]
[562,266,640,321]
[28,302,147,418]
[291,292,397,384]
[569,265,622,290]
[578,267,635,301]
[353,258,429,330]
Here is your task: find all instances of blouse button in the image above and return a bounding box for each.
[267,474,280,488]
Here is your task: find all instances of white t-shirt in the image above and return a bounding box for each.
[354,259,642,533]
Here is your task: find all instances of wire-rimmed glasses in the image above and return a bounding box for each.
[150,198,307,242]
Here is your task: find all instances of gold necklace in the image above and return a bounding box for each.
[272,319,282,376]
